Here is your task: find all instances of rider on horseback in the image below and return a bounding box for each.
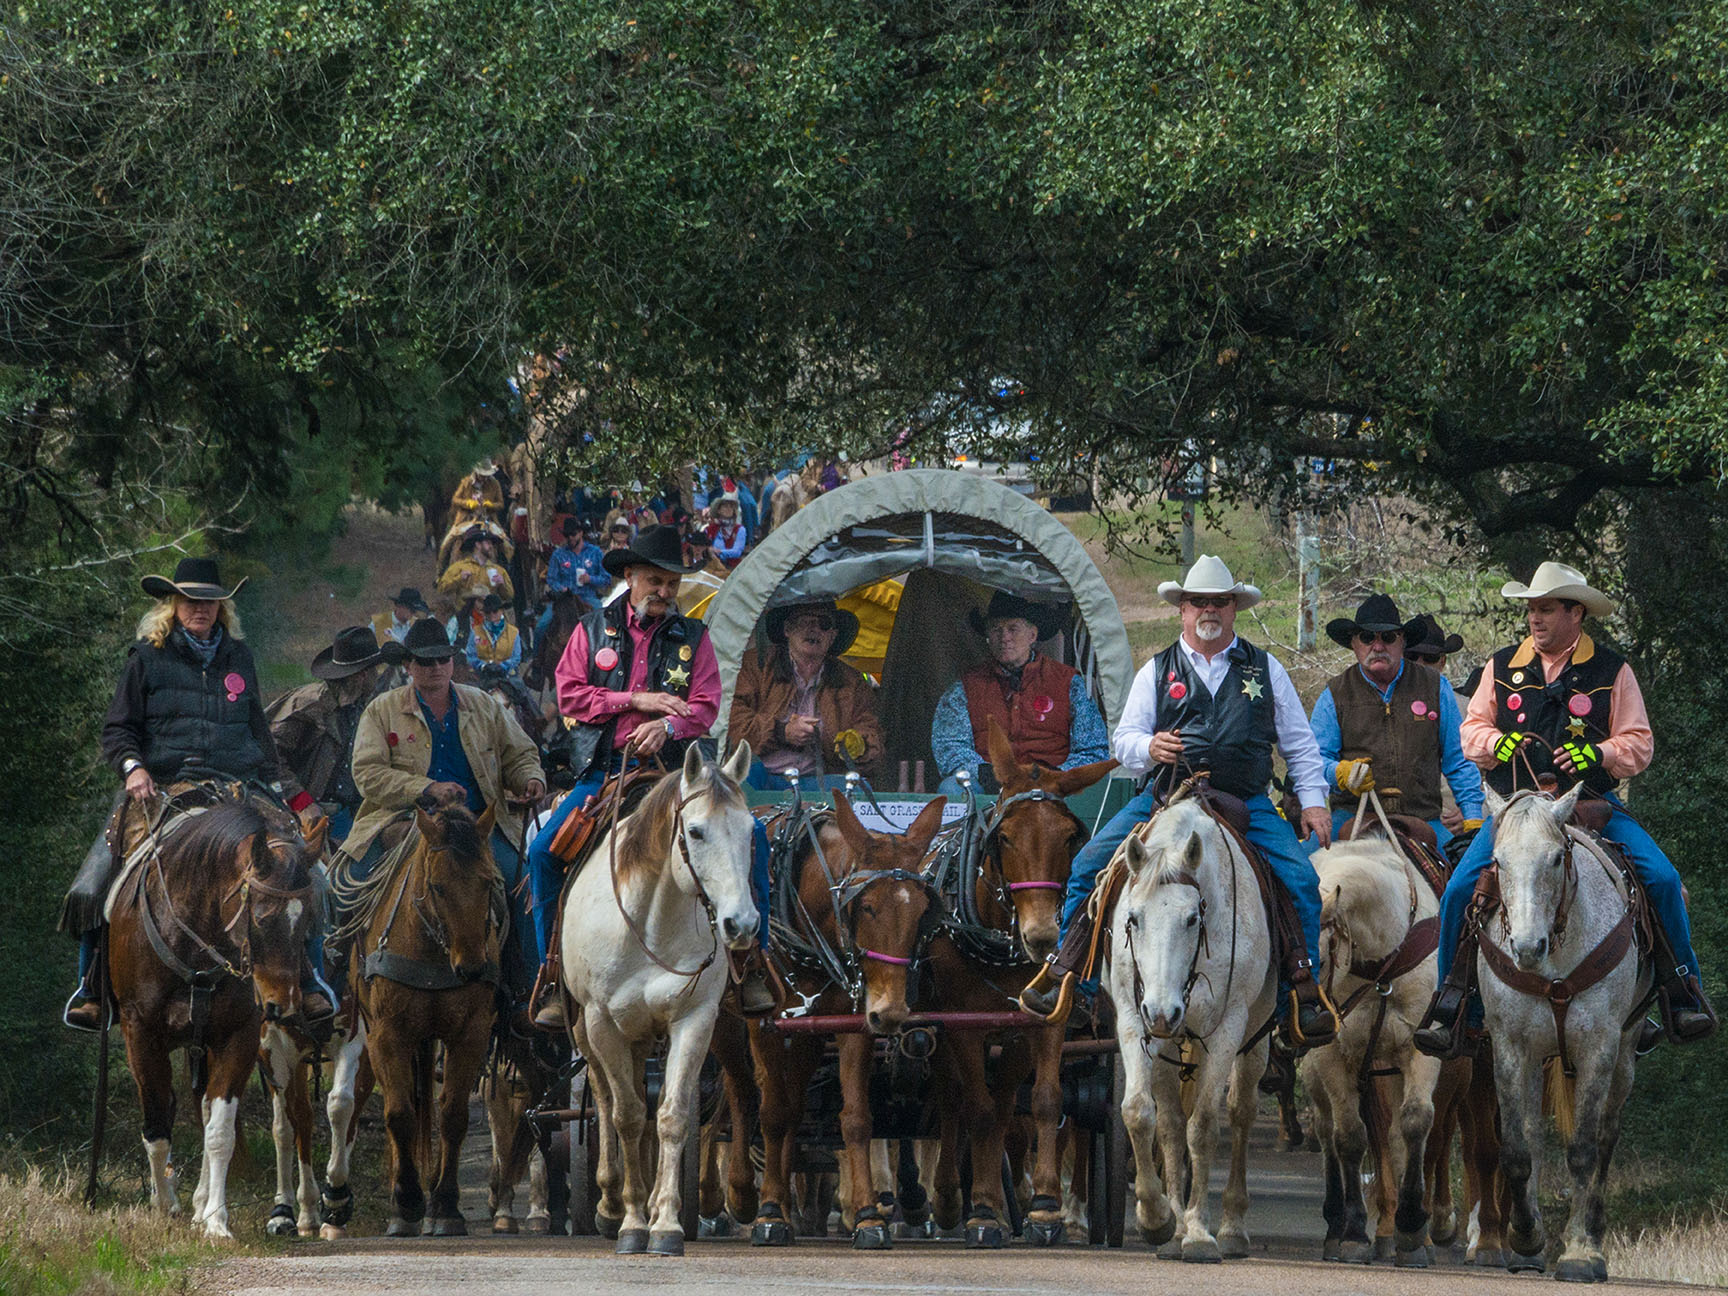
[1414,562,1717,1056]
[1022,555,1340,1047]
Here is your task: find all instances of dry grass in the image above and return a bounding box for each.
[1608,1206,1728,1286]
[0,1167,237,1296]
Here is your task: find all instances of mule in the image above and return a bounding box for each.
[747,792,948,1250]
[560,743,758,1255]
[1475,784,1652,1281]
[350,801,504,1237]
[107,790,322,1237]
[1105,787,1276,1261]
[1303,834,1443,1266]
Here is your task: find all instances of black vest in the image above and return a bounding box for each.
[133,630,271,782]
[566,598,708,778]
[1151,637,1279,800]
[1485,637,1623,797]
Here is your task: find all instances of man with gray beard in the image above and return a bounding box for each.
[1022,555,1337,1046]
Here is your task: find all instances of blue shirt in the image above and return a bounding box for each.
[547,542,611,610]
[418,690,485,813]
[930,669,1111,779]
[1308,663,1483,819]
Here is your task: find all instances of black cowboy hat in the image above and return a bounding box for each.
[481,593,505,614]
[1406,612,1465,658]
[1325,592,1410,649]
[967,590,1069,640]
[765,599,861,657]
[601,524,702,577]
[310,625,387,680]
[389,586,430,612]
[140,556,246,602]
[401,617,457,661]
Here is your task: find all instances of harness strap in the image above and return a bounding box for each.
[362,949,501,990]
[1479,906,1635,1072]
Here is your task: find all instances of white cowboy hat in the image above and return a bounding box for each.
[1500,561,1617,618]
[1157,554,1263,610]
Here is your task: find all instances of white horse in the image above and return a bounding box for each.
[1476,783,1651,1282]
[1303,833,1443,1265]
[1106,789,1275,1262]
[559,741,758,1255]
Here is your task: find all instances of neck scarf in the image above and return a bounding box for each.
[183,625,223,668]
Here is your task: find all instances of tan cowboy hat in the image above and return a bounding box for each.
[1500,561,1616,618]
[1157,554,1262,610]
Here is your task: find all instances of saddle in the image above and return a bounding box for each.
[1337,810,1451,900]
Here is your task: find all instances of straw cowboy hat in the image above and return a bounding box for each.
[310,626,388,680]
[140,556,247,601]
[1325,592,1415,650]
[765,599,861,657]
[601,524,703,578]
[967,590,1070,640]
[1500,562,1617,618]
[1157,554,1263,610]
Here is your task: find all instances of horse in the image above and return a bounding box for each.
[559,742,758,1255]
[105,788,324,1237]
[525,591,584,691]
[922,721,1116,1246]
[1105,784,1276,1262]
[1474,783,1652,1282]
[257,1008,373,1238]
[747,791,948,1249]
[1302,832,1444,1266]
[482,1028,567,1234]
[347,800,504,1237]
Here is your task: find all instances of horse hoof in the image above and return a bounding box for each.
[318,1224,346,1241]
[616,1228,650,1254]
[1140,1215,1178,1247]
[1555,1256,1599,1283]
[523,1214,551,1236]
[648,1231,685,1256]
[1024,1217,1065,1247]
[1432,1217,1458,1247]
[1322,1237,1342,1262]
[320,1184,354,1228]
[1473,1248,1506,1268]
[1157,1237,1184,1261]
[384,1216,420,1238]
[698,1213,736,1239]
[1217,1230,1250,1260]
[852,1223,893,1250]
[1507,1249,1546,1274]
[596,1212,623,1240]
[1182,1237,1222,1264]
[266,1206,296,1238]
[1396,1246,1431,1269]
[966,1222,1005,1249]
[430,1215,467,1237]
[1593,1255,1608,1282]
[1374,1236,1397,1261]
[493,1215,519,1235]
[751,1218,793,1247]
[1339,1239,1374,1265]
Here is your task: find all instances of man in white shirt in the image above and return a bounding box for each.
[1025,555,1337,1044]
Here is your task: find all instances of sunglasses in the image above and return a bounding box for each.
[1184,596,1236,610]
[1355,630,1403,646]
[1406,651,1443,664]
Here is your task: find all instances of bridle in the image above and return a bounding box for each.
[932,785,1082,966]
[366,826,505,989]
[608,784,728,988]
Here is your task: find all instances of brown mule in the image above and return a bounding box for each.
[748,792,948,1249]
[106,789,323,1237]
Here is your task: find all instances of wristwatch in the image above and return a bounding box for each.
[121,757,143,777]
[663,718,677,740]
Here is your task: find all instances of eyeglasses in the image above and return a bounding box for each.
[1183,596,1235,610]
[1355,630,1403,646]
[1406,651,1443,664]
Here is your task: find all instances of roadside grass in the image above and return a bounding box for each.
[1608,1203,1728,1286]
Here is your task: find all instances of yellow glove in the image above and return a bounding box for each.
[1461,818,1484,832]
[834,729,866,762]
[1335,758,1375,796]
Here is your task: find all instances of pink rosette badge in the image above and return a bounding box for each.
[1505,692,1523,712]
[1031,695,1055,720]
[1168,682,1188,701]
[1567,693,1593,717]
[224,671,246,702]
[1410,700,1428,718]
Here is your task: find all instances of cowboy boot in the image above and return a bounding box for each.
[1413,983,1471,1059]
[62,929,106,1032]
[731,948,776,1017]
[1283,970,1338,1051]
[1665,974,1718,1044]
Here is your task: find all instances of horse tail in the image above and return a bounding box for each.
[413,1040,437,1177]
[1541,1057,1576,1141]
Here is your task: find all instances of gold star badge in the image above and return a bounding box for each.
[664,664,691,690]
[1567,717,1588,737]
[1241,677,1265,701]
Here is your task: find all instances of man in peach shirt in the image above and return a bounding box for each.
[1415,563,1715,1056]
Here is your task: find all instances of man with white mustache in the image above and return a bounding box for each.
[1025,555,1338,1047]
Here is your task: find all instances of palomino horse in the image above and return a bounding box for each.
[1475,784,1652,1282]
[106,788,323,1237]
[924,721,1116,1246]
[1105,786,1275,1261]
[560,743,758,1256]
[747,792,948,1249]
[347,801,504,1237]
[1303,832,1443,1265]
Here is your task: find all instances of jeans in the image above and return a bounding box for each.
[1436,791,1700,983]
[1314,808,1452,856]
[1062,791,1323,969]
[526,764,614,965]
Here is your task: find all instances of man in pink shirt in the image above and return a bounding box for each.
[1415,562,1715,1056]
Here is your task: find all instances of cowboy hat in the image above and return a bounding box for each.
[1325,592,1410,649]
[481,593,505,614]
[310,625,387,680]
[1156,554,1262,610]
[765,599,861,657]
[966,590,1070,640]
[601,524,702,577]
[1405,612,1464,658]
[1500,562,1617,618]
[401,617,458,661]
[141,556,247,602]
[388,586,430,613]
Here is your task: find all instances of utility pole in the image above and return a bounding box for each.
[1180,501,1196,566]
[1297,511,1319,651]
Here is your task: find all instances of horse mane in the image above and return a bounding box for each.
[1140,798,1224,887]
[436,802,485,861]
[617,762,744,882]
[167,791,311,890]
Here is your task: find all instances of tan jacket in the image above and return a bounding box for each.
[267,681,350,806]
[343,682,543,862]
[437,557,515,603]
[728,646,882,776]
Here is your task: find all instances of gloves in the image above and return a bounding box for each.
[1460,818,1484,832]
[1335,758,1375,795]
[1494,732,1527,764]
[1559,740,1601,773]
[834,729,866,762]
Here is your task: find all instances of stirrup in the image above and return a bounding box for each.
[1018,964,1073,1023]
[1412,984,1469,1060]
[62,988,109,1034]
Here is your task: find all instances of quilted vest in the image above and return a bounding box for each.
[961,653,1076,770]
[471,618,519,667]
[1325,663,1444,820]
[132,629,270,782]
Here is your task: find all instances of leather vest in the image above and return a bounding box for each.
[567,599,707,778]
[961,653,1076,770]
[1325,663,1444,820]
[132,630,270,782]
[1151,637,1278,800]
[1485,637,1622,797]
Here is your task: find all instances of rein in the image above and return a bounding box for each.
[606,775,722,989]
[359,832,503,991]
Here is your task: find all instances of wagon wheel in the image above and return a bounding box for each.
[568,1073,601,1236]
[1103,1054,1128,1248]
